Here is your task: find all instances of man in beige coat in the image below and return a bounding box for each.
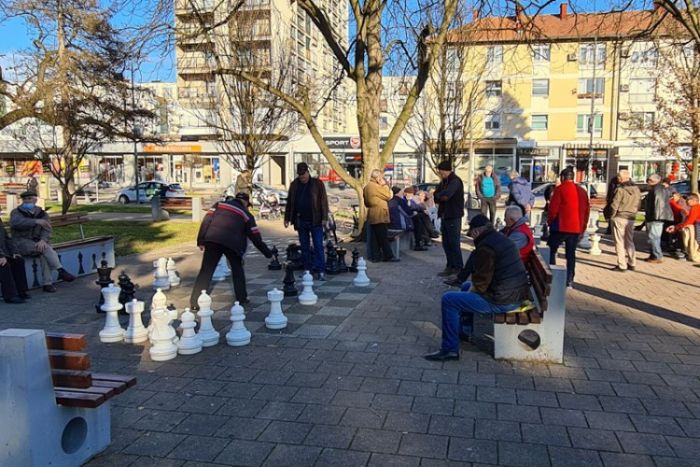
[609,170,641,272]
[363,169,399,262]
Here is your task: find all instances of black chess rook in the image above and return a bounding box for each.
[349,248,359,272]
[268,246,282,270]
[336,247,348,273]
[283,263,298,297]
[95,260,114,314]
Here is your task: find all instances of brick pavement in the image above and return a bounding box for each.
[1,219,699,466]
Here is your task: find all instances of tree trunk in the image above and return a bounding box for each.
[60,184,73,214]
[692,132,699,194]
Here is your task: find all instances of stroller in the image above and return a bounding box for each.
[257,191,282,220]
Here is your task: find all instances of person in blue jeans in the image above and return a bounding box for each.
[425,215,532,361]
[284,162,329,280]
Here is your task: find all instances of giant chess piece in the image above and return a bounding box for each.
[265,288,288,330]
[99,283,125,343]
[589,233,602,256]
[118,271,136,312]
[212,256,228,282]
[336,247,348,273]
[226,301,251,346]
[196,290,220,347]
[166,257,181,287]
[349,248,359,273]
[95,259,114,313]
[353,257,370,287]
[325,241,340,275]
[287,243,303,270]
[178,309,203,355]
[268,246,282,271]
[298,271,318,305]
[124,299,148,344]
[283,263,298,297]
[153,257,170,290]
[148,288,168,337]
[149,308,178,361]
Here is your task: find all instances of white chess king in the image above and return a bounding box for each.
[196,290,220,347]
[265,288,288,330]
[226,301,251,346]
[298,270,318,305]
[99,283,125,343]
[353,257,370,287]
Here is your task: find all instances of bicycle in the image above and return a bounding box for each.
[332,204,360,238]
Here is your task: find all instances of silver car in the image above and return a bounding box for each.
[116,181,186,204]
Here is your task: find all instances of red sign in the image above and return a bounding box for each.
[350,137,361,149]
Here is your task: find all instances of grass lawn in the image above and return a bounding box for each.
[44,202,191,215]
[52,221,200,257]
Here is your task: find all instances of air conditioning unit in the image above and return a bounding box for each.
[618,112,630,120]
[619,84,629,92]
[567,53,578,62]
[621,47,631,58]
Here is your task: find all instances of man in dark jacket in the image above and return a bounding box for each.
[190,192,273,309]
[475,165,501,222]
[425,214,531,361]
[434,160,465,276]
[644,174,673,263]
[0,219,29,304]
[284,162,329,279]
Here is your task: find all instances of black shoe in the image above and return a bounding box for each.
[43,285,57,293]
[315,272,327,281]
[384,257,400,262]
[4,296,25,304]
[424,350,460,361]
[414,246,428,251]
[438,268,457,277]
[627,265,636,271]
[611,266,628,272]
[57,268,75,282]
[19,292,30,299]
[444,278,462,287]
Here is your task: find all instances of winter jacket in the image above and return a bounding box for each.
[434,172,465,220]
[610,182,641,221]
[10,205,51,256]
[197,198,272,258]
[475,174,501,200]
[502,217,535,264]
[507,177,535,212]
[363,179,392,225]
[644,184,674,222]
[388,195,413,230]
[285,177,329,227]
[547,180,590,235]
[469,228,531,305]
[0,220,17,258]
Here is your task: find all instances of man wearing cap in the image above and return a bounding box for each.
[190,192,273,309]
[284,162,329,280]
[425,214,531,361]
[433,160,465,276]
[10,191,75,293]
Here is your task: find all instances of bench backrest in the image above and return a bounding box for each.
[49,212,88,228]
[525,249,553,313]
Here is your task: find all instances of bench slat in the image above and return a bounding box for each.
[48,350,91,371]
[528,311,542,324]
[505,314,517,325]
[92,379,128,394]
[45,332,86,351]
[517,312,530,325]
[55,385,117,401]
[92,373,137,388]
[52,369,92,389]
[55,390,105,408]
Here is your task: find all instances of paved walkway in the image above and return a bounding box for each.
[1,220,699,467]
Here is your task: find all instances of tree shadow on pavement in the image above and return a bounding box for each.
[576,256,698,288]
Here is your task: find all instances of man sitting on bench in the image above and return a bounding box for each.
[10,191,75,293]
[425,214,531,361]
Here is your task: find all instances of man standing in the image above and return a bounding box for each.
[507,170,535,220]
[284,162,329,279]
[364,169,399,262]
[475,165,501,223]
[10,191,75,293]
[547,169,590,287]
[434,160,464,276]
[424,214,531,361]
[644,174,673,263]
[609,170,641,272]
[190,192,273,309]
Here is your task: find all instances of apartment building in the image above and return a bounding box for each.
[442,3,688,191]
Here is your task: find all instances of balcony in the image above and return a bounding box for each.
[178,56,217,75]
[176,26,215,45]
[175,0,215,16]
[239,0,271,11]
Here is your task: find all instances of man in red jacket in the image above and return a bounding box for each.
[547,169,590,287]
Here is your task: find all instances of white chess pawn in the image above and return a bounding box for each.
[298,270,318,305]
[196,290,220,347]
[99,283,125,343]
[590,233,602,256]
[124,299,148,344]
[353,257,370,287]
[177,308,203,355]
[149,309,178,361]
[265,288,288,330]
[166,257,180,287]
[226,301,251,346]
[153,257,170,290]
[212,256,228,282]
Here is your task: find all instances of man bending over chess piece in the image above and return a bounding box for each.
[10,191,75,293]
[190,192,273,310]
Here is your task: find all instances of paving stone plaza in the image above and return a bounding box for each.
[2,220,699,467]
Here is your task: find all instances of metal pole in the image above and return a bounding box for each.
[587,38,597,197]
[132,63,139,203]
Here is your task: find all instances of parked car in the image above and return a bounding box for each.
[532,182,598,209]
[223,182,288,206]
[116,181,186,204]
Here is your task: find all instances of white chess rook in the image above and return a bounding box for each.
[196,290,220,347]
[298,270,318,305]
[124,299,148,344]
[178,308,203,355]
[149,309,178,361]
[99,284,125,343]
[166,257,181,287]
[265,288,288,330]
[226,301,251,346]
[153,257,170,290]
[353,257,370,287]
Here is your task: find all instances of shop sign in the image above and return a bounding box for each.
[143,143,202,154]
[324,136,388,150]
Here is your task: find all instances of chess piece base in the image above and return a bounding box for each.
[149,344,177,361]
[265,316,288,330]
[226,330,251,346]
[153,278,170,290]
[99,329,125,343]
[199,330,220,347]
[283,288,298,297]
[124,329,148,344]
[299,293,317,306]
[353,278,370,287]
[177,344,202,355]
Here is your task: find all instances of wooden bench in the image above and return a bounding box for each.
[387,228,413,259]
[50,212,89,239]
[493,249,551,326]
[161,197,192,209]
[46,332,136,408]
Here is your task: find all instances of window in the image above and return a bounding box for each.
[445,47,461,73]
[630,111,654,127]
[379,115,389,130]
[579,43,606,65]
[629,78,656,103]
[577,78,605,99]
[531,114,548,130]
[485,113,501,130]
[532,79,549,97]
[532,44,550,62]
[577,114,603,135]
[630,46,658,67]
[487,45,503,64]
[485,80,502,97]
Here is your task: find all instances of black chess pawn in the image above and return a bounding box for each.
[325,243,340,275]
[95,260,114,313]
[349,248,359,272]
[118,271,137,314]
[268,246,282,270]
[336,247,348,273]
[283,263,298,297]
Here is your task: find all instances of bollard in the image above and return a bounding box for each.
[191,196,202,222]
[151,196,169,221]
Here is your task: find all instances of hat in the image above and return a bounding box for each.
[296,162,309,175]
[436,160,452,171]
[404,186,415,194]
[391,186,402,195]
[234,192,250,206]
[468,214,490,231]
[20,190,38,199]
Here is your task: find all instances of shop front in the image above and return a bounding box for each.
[516,147,561,187]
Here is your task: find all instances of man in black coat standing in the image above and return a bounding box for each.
[434,160,465,276]
[190,192,273,309]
